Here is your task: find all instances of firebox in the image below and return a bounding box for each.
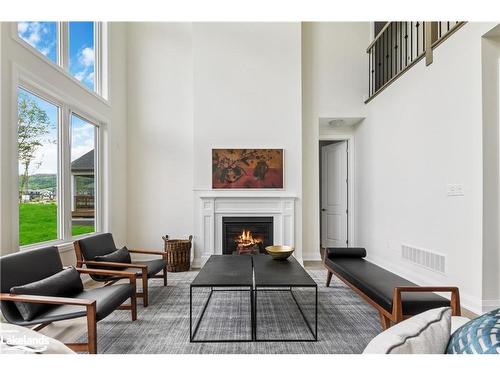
[222,216,273,255]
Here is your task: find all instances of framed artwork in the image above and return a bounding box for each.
[212,149,284,189]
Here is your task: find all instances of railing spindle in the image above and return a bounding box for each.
[366,21,465,102]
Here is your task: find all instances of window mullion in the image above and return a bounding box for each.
[59,22,69,70]
[60,106,72,242]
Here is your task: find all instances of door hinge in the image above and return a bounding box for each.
[346,240,349,245]
[346,209,348,214]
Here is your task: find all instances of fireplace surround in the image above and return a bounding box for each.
[195,192,298,267]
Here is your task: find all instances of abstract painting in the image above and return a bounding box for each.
[212,149,284,189]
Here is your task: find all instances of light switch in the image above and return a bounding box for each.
[447,184,464,196]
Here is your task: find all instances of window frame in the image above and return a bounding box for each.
[11,22,109,102]
[14,69,104,251]
[68,111,101,240]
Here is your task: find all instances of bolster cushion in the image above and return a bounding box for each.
[326,247,367,259]
[93,246,131,269]
[10,267,84,321]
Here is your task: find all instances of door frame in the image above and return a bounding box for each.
[319,135,356,249]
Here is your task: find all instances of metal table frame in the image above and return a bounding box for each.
[254,285,318,342]
[189,285,254,343]
[189,255,318,343]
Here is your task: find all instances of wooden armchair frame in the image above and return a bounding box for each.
[0,267,137,354]
[74,241,167,307]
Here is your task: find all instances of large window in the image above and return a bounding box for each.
[17,85,100,248]
[18,88,60,246]
[16,21,104,97]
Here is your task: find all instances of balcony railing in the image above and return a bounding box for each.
[366,21,465,102]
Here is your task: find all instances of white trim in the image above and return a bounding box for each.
[20,233,104,254]
[481,299,500,312]
[15,64,108,125]
[10,22,110,106]
[196,195,299,266]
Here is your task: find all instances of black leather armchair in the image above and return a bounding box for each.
[74,233,167,307]
[0,246,137,353]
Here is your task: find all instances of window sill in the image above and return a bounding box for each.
[20,232,101,254]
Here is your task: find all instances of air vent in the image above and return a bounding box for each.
[401,244,445,274]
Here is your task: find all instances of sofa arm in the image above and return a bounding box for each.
[75,267,137,285]
[0,293,95,307]
[79,260,148,271]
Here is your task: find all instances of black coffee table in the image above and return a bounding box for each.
[253,254,317,342]
[189,255,254,342]
[189,254,317,342]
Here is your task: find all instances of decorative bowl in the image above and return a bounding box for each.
[265,245,294,260]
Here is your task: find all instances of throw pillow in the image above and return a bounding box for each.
[10,267,84,321]
[93,246,131,269]
[363,307,452,354]
[446,308,500,354]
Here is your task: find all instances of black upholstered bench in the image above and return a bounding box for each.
[323,247,461,329]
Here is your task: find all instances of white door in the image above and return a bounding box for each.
[321,141,348,248]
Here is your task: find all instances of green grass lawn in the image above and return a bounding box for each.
[19,203,94,246]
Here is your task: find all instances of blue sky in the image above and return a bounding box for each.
[69,22,95,90]
[18,21,95,90]
[17,22,57,62]
[18,88,95,175]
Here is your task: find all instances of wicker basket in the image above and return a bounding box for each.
[162,235,192,272]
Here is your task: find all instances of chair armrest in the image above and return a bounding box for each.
[128,249,165,256]
[392,286,461,320]
[75,267,137,283]
[0,293,95,307]
[80,260,148,270]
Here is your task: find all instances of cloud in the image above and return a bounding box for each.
[18,22,55,59]
[18,22,29,33]
[79,47,94,68]
[74,71,86,82]
[39,47,50,56]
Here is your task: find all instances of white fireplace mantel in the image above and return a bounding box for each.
[193,190,299,267]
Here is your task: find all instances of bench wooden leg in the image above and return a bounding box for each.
[379,312,391,330]
[326,270,333,287]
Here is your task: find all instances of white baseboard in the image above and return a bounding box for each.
[302,251,322,262]
[482,299,500,312]
[191,255,210,269]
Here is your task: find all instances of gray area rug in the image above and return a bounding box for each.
[80,270,381,354]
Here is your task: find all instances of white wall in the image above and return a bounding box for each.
[192,22,303,263]
[126,23,193,250]
[302,22,369,260]
[357,23,498,313]
[481,28,500,309]
[0,22,129,264]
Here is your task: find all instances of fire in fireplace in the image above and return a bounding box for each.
[222,217,273,255]
[235,229,263,254]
